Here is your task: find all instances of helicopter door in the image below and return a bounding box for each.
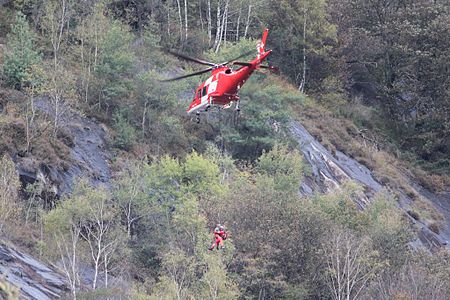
[200,86,209,105]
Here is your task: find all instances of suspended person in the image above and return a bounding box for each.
[209,224,228,250]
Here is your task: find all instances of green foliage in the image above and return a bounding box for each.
[257,143,305,194]
[198,254,240,299]
[44,179,127,293]
[93,18,135,108]
[205,38,256,62]
[0,277,19,300]
[204,142,238,182]
[113,110,137,150]
[182,151,224,196]
[261,0,337,89]
[333,0,450,174]
[365,192,411,266]
[221,76,300,160]
[0,154,22,234]
[172,194,209,253]
[313,181,369,231]
[1,2,449,299]
[3,12,41,89]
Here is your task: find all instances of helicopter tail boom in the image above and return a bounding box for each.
[258,29,269,54]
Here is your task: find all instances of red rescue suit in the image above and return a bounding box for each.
[209,226,227,250]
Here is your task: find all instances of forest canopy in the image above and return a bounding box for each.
[0,0,449,299]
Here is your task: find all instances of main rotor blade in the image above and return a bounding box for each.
[168,50,217,67]
[233,61,253,67]
[160,67,213,82]
[221,50,254,65]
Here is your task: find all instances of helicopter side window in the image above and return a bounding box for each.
[225,68,232,74]
[202,86,207,97]
[196,89,201,99]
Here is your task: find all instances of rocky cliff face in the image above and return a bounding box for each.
[2,99,112,299]
[0,242,68,299]
[16,98,112,197]
[2,115,448,299]
[289,121,449,251]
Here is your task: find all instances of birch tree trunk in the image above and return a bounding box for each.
[213,0,221,49]
[176,0,183,41]
[223,1,228,45]
[244,2,252,39]
[299,6,307,93]
[142,100,148,138]
[25,93,36,153]
[207,0,212,45]
[56,225,81,300]
[199,0,204,34]
[324,228,380,300]
[79,196,114,290]
[184,0,188,41]
[236,4,242,41]
[43,0,70,137]
[215,0,228,53]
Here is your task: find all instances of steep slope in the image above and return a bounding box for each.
[0,242,68,299]
[16,98,112,196]
[290,121,449,251]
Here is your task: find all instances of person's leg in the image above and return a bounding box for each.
[217,236,224,249]
[209,234,222,250]
[209,242,216,250]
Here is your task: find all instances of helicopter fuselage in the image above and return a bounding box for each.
[187,50,272,114]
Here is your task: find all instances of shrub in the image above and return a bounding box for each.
[113,111,136,150]
[407,210,420,221]
[428,222,440,234]
[3,12,41,89]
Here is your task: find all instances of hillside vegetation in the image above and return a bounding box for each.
[0,0,449,299]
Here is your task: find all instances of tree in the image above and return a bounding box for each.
[199,254,240,300]
[370,250,450,300]
[3,11,41,89]
[182,151,224,197]
[329,0,450,174]
[44,192,84,299]
[40,0,76,136]
[0,155,21,234]
[256,143,305,194]
[45,180,127,295]
[219,75,297,160]
[113,110,137,150]
[323,227,382,300]
[261,0,337,91]
[75,2,110,104]
[76,183,125,290]
[92,19,135,112]
[113,159,152,238]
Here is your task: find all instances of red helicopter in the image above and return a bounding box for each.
[163,29,276,121]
